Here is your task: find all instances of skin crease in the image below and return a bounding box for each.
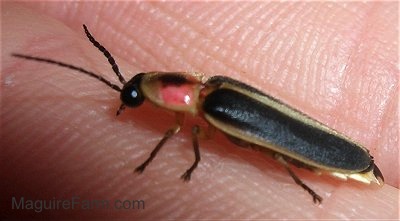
[1,2,398,220]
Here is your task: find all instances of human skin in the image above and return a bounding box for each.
[1,2,398,219]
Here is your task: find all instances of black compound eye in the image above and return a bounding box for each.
[120,74,145,107]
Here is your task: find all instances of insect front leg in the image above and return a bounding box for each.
[135,113,184,174]
[275,154,323,204]
[181,124,216,181]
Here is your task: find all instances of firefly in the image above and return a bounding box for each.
[12,24,384,204]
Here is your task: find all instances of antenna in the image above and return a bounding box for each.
[11,24,127,92]
[83,24,126,85]
[11,53,122,92]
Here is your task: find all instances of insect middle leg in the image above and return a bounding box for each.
[181,124,216,181]
[134,113,184,174]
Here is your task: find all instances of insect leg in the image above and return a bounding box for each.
[181,124,216,181]
[275,154,323,204]
[135,113,184,174]
[180,125,201,181]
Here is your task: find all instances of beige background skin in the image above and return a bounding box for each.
[2,2,398,219]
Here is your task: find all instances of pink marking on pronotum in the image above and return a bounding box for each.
[160,84,195,106]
